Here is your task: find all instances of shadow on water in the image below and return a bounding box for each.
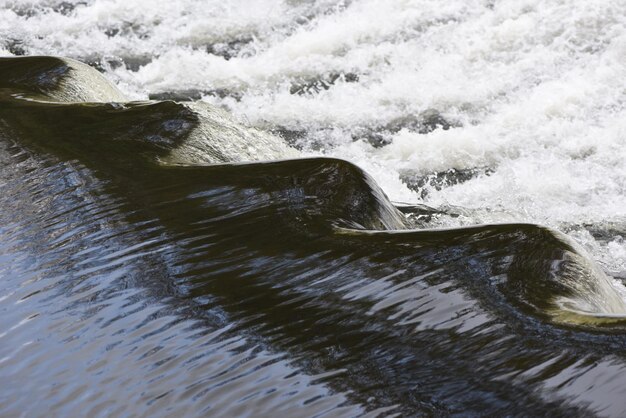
[3,56,626,417]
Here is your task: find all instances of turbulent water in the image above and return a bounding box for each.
[1,1,626,417]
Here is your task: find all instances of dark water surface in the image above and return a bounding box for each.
[2,56,626,417]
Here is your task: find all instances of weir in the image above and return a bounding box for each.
[1,55,625,325]
[2,55,626,416]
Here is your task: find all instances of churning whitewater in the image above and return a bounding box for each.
[2,1,626,417]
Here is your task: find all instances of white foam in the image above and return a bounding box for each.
[2,0,626,273]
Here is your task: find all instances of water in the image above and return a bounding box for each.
[1,1,626,416]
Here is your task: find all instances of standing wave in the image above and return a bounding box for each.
[3,56,626,416]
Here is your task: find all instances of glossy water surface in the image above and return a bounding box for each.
[2,29,626,418]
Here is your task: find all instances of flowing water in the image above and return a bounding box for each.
[1,1,626,416]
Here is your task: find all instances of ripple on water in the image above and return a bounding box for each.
[0,143,382,417]
[3,51,626,416]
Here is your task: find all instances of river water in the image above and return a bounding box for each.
[1,1,626,416]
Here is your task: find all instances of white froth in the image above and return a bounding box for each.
[1,0,625,272]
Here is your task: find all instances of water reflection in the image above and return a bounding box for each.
[3,56,626,417]
[0,143,377,417]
